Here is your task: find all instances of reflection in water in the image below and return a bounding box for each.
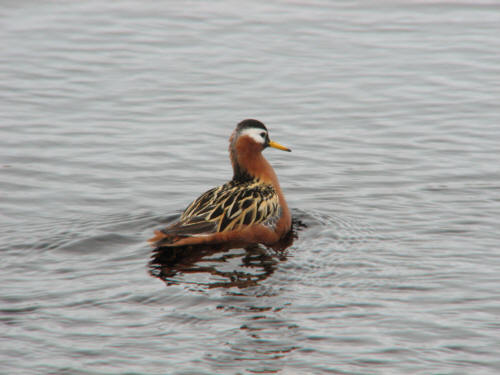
[149,219,304,289]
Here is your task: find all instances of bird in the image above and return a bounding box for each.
[149,119,292,248]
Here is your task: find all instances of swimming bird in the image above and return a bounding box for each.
[149,119,292,248]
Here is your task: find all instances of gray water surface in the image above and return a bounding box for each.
[2,1,500,374]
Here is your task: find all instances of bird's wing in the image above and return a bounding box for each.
[173,182,281,236]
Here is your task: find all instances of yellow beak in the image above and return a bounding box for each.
[269,140,291,152]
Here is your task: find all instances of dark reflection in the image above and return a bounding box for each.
[149,218,305,289]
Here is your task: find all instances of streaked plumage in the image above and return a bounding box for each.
[149,119,291,247]
[181,179,280,232]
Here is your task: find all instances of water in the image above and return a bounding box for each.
[2,1,500,374]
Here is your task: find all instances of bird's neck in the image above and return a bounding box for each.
[230,137,278,186]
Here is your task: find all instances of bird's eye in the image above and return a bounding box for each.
[260,132,266,138]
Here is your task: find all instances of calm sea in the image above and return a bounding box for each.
[1,1,500,374]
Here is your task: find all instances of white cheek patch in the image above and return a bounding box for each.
[240,128,267,144]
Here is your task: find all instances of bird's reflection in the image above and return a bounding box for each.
[149,221,301,289]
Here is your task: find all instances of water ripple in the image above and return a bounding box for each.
[2,1,500,374]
